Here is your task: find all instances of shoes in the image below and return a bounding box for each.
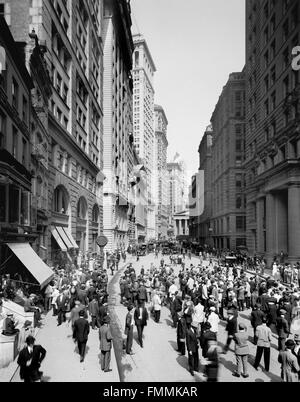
[104,369,112,372]
[189,371,194,376]
[80,358,84,363]
[57,323,61,326]
[242,374,249,378]
[232,372,240,378]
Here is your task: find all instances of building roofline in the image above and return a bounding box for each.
[0,17,33,89]
[133,33,157,72]
[154,104,168,125]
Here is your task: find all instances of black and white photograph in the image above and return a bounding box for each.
[0,0,300,388]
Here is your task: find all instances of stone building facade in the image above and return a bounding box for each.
[245,0,300,264]
[210,72,246,251]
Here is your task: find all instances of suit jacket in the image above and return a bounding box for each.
[276,316,289,338]
[186,327,198,353]
[99,324,112,351]
[88,300,99,317]
[56,295,69,312]
[17,345,46,381]
[125,311,133,335]
[134,306,148,327]
[226,317,238,336]
[250,309,265,328]
[234,332,249,355]
[177,317,187,340]
[73,317,90,342]
[137,286,147,301]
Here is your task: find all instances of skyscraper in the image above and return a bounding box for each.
[154,104,168,239]
[132,33,156,240]
[102,0,134,252]
[3,0,105,263]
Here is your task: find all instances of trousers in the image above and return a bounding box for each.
[101,350,111,371]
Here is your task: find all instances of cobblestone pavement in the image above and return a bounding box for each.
[110,253,283,382]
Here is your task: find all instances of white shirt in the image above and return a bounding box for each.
[207,312,219,333]
[193,303,205,324]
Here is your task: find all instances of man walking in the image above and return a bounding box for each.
[253,316,272,372]
[232,323,250,378]
[17,335,46,382]
[88,294,100,330]
[73,310,90,362]
[186,322,200,376]
[134,301,149,348]
[125,305,134,355]
[99,316,113,372]
[276,309,290,351]
[56,291,69,326]
[223,309,237,354]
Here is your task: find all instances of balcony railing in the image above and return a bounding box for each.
[51,211,69,226]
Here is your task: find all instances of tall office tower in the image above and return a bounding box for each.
[3,0,105,263]
[245,0,300,264]
[154,104,168,239]
[102,0,134,252]
[210,72,246,251]
[132,33,156,240]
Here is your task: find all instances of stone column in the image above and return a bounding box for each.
[274,191,288,254]
[266,193,276,264]
[288,184,300,261]
[256,198,265,254]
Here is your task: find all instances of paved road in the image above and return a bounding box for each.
[109,253,283,382]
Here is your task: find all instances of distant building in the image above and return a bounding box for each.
[245,0,300,264]
[154,104,168,239]
[167,160,186,237]
[210,71,246,250]
[188,171,204,242]
[132,33,156,240]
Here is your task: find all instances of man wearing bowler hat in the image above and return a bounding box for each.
[99,315,113,372]
[73,309,90,362]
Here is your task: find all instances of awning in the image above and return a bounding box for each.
[51,227,67,251]
[62,227,79,249]
[6,243,54,289]
[56,226,74,249]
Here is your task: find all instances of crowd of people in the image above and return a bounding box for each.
[1,244,300,382]
[118,251,300,382]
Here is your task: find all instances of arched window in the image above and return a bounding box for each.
[92,204,99,223]
[77,197,87,219]
[53,185,69,214]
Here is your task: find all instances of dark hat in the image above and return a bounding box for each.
[25,335,35,345]
[285,339,295,349]
[79,309,85,317]
[127,304,133,311]
[23,320,32,328]
[294,334,300,341]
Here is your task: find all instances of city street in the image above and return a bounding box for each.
[108,253,282,383]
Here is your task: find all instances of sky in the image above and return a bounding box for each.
[130,0,246,180]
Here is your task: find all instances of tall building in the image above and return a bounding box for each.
[210,72,246,250]
[154,104,168,239]
[102,0,134,252]
[132,33,156,240]
[3,0,105,264]
[245,0,300,264]
[166,160,186,237]
[0,16,53,288]
[189,125,213,244]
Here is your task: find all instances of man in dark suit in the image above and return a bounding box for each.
[177,312,187,355]
[170,292,182,328]
[17,335,46,382]
[134,302,149,347]
[200,322,217,358]
[88,294,100,329]
[99,315,113,372]
[276,309,290,351]
[186,322,199,376]
[125,304,134,354]
[73,309,90,362]
[250,304,265,344]
[223,310,238,353]
[137,281,147,306]
[56,292,69,326]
